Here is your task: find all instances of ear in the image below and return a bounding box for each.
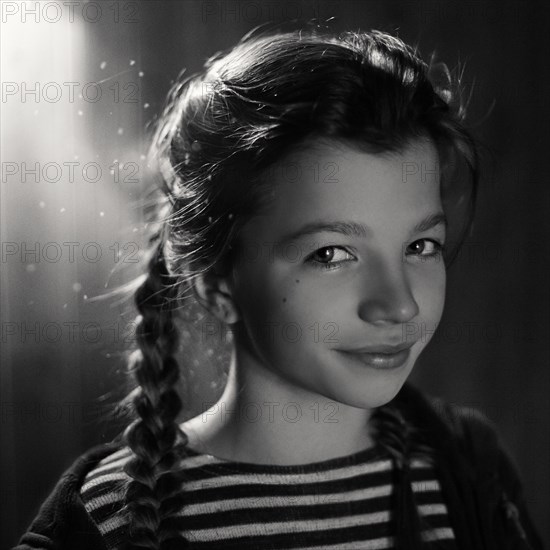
[192,268,240,325]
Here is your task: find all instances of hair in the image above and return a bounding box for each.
[116,24,479,550]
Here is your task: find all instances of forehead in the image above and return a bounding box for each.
[253,138,441,228]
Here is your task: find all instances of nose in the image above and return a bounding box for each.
[357,257,419,326]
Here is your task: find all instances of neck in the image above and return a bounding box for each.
[182,347,375,466]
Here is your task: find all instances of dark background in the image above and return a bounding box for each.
[1,0,548,547]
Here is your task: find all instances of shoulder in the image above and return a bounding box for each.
[78,446,135,546]
[38,440,126,506]
[80,445,134,500]
[395,383,517,479]
[396,381,499,444]
[79,440,225,546]
[430,394,500,449]
[14,441,123,550]
[405,388,544,549]
[396,383,526,495]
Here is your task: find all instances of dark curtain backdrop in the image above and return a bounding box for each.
[1,1,548,547]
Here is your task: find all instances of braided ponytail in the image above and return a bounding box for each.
[121,236,191,549]
[371,404,436,549]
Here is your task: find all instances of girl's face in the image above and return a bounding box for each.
[227,138,446,409]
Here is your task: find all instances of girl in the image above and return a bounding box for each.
[16,26,543,550]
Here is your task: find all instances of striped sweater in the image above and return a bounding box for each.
[80,443,458,549]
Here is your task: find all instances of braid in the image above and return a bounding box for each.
[371,403,435,549]
[121,238,191,549]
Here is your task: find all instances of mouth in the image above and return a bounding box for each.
[341,341,415,354]
[336,341,415,370]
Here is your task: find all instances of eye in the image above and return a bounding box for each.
[406,238,444,258]
[306,246,355,270]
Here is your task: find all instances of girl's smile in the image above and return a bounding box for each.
[336,343,414,370]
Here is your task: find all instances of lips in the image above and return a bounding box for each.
[336,341,416,370]
[339,341,416,354]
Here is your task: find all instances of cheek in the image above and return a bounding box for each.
[233,271,330,355]
[232,264,297,334]
[414,264,446,323]
[252,285,324,337]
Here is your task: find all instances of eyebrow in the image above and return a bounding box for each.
[279,212,447,244]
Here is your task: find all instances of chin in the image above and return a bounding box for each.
[342,378,408,410]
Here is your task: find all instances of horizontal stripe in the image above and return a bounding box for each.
[81,472,128,495]
[83,492,125,515]
[85,456,130,480]
[95,514,126,536]
[86,482,393,515]
[190,459,393,485]
[278,536,394,550]
[412,479,441,492]
[417,504,447,516]
[410,458,432,469]
[180,484,393,516]
[422,527,455,541]
[185,510,391,542]
[85,493,450,528]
